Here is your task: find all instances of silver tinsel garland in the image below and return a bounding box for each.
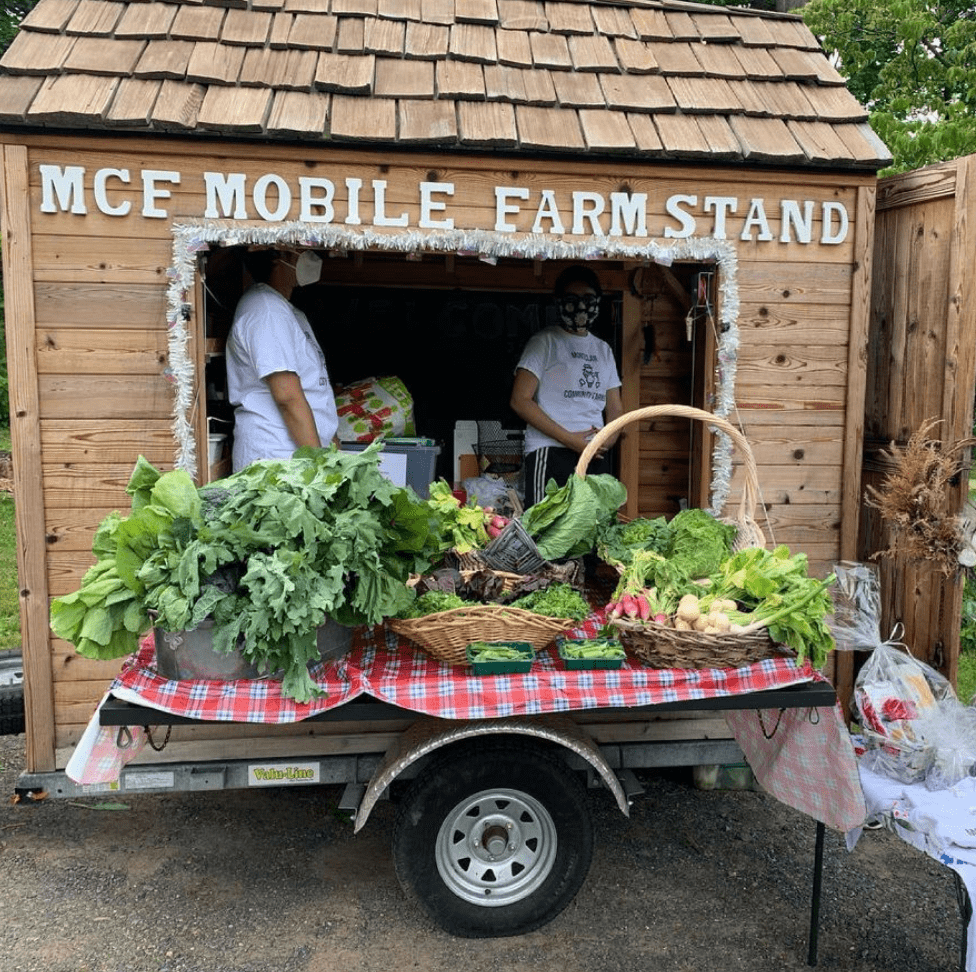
[166,223,740,511]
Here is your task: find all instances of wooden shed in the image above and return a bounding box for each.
[0,0,894,777]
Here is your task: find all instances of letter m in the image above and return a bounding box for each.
[204,172,248,219]
[39,164,87,214]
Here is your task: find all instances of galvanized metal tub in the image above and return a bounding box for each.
[153,617,355,681]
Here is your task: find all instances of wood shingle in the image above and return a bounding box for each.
[405,21,450,59]
[457,99,517,144]
[544,1,592,36]
[314,51,375,93]
[152,78,206,128]
[134,39,195,80]
[398,96,457,141]
[373,56,435,97]
[221,8,273,45]
[64,0,125,37]
[568,33,618,73]
[0,75,43,120]
[0,0,892,169]
[266,88,329,134]
[290,13,338,49]
[170,6,226,41]
[330,90,396,138]
[19,0,79,33]
[105,76,160,124]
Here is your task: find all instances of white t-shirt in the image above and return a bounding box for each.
[516,325,621,454]
[226,283,338,471]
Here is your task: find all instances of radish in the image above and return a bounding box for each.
[634,594,651,621]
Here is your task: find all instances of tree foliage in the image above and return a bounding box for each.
[803,0,976,172]
[0,0,36,54]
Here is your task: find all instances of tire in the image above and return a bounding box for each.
[392,741,593,938]
[0,682,25,736]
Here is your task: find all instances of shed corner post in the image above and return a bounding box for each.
[0,142,56,772]
[835,181,877,718]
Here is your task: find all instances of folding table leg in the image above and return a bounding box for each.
[807,820,825,966]
[953,870,972,972]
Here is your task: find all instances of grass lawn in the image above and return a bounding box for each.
[0,491,17,650]
[958,479,976,702]
[0,425,17,650]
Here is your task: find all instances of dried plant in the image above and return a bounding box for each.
[865,418,976,575]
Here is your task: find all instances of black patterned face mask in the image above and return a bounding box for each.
[557,292,600,333]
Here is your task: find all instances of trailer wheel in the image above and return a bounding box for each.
[392,741,593,938]
[0,682,25,736]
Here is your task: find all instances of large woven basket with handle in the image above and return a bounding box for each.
[575,403,767,552]
[576,405,786,669]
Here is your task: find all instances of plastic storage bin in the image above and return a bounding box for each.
[341,439,441,498]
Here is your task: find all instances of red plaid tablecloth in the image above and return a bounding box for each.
[104,618,817,723]
[66,616,867,831]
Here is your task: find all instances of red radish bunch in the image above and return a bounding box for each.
[606,591,651,621]
[483,506,511,540]
[606,585,675,625]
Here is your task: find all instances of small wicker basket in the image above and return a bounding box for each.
[577,405,784,669]
[388,605,573,667]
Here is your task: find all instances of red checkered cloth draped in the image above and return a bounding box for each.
[105,616,816,723]
[68,614,867,832]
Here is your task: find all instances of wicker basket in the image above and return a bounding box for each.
[578,405,783,669]
[574,404,767,552]
[612,617,792,669]
[389,605,572,666]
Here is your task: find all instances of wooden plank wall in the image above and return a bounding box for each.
[0,133,876,768]
[858,156,976,689]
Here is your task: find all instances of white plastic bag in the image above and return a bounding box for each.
[854,639,971,786]
[828,561,882,651]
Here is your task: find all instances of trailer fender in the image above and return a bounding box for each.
[353,715,629,832]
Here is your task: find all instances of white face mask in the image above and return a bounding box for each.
[294,250,322,287]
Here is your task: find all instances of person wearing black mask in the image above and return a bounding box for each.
[510,265,623,507]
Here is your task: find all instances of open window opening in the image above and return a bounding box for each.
[186,238,732,520]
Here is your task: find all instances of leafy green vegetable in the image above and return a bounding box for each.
[522,474,627,561]
[509,582,590,621]
[706,545,836,669]
[399,590,471,618]
[612,548,700,603]
[597,516,670,566]
[425,481,489,554]
[51,444,438,702]
[665,508,737,580]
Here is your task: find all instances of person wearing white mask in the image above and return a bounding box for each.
[510,264,623,507]
[226,248,339,471]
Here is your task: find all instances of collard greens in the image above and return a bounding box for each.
[522,474,627,561]
[50,443,438,702]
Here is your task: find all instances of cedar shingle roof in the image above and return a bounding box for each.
[0,0,892,169]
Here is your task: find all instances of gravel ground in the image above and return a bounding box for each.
[0,729,966,972]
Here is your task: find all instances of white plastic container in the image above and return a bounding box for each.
[208,433,226,465]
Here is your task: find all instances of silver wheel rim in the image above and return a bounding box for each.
[435,787,558,907]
